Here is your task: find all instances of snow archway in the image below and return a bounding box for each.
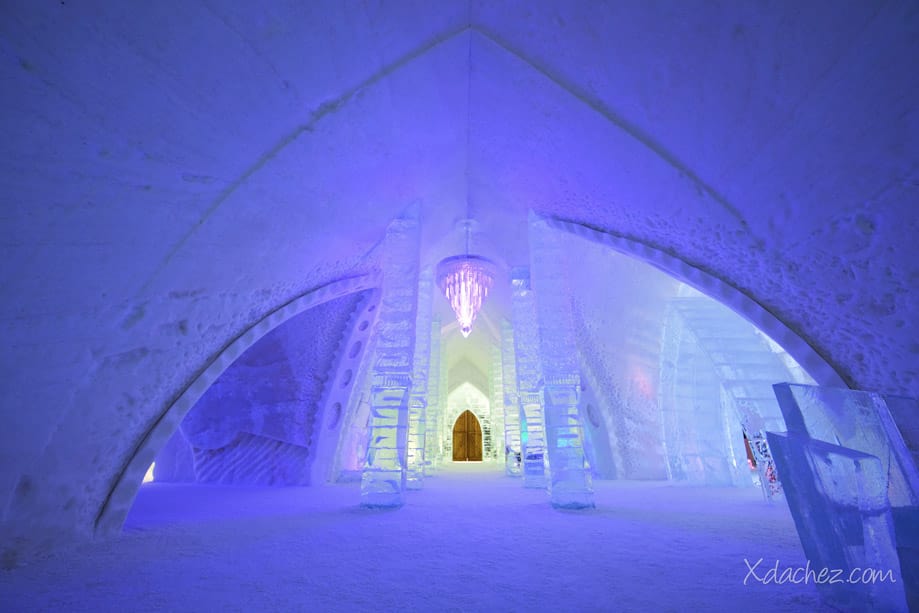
[96,274,379,536]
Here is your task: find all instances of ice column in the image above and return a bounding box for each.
[489,344,506,462]
[406,270,433,490]
[500,319,522,476]
[423,315,442,475]
[511,268,548,488]
[529,215,594,509]
[360,214,420,508]
[436,331,448,465]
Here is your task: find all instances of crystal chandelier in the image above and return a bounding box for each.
[436,255,496,338]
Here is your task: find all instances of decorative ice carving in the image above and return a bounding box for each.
[529,214,593,509]
[767,432,908,612]
[511,268,547,488]
[360,215,420,508]
[659,296,792,498]
[436,255,496,338]
[770,383,919,611]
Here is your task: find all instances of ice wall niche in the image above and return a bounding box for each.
[152,291,367,486]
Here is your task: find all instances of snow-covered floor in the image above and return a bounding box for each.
[1,462,829,612]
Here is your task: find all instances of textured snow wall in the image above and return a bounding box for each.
[154,291,368,486]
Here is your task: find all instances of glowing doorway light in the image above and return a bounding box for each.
[436,255,496,338]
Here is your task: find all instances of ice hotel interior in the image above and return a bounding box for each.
[1,1,917,611]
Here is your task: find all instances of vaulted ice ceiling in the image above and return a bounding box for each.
[1,0,917,560]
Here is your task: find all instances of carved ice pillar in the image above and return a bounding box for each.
[511,268,547,488]
[423,315,442,475]
[529,214,594,509]
[488,344,506,462]
[437,330,453,466]
[435,329,448,465]
[406,270,433,490]
[360,214,420,508]
[500,319,522,476]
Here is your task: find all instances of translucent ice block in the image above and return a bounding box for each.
[767,432,908,612]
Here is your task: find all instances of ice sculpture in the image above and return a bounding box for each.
[423,315,442,475]
[767,432,908,612]
[772,384,919,507]
[360,214,420,507]
[770,383,919,610]
[659,296,789,497]
[406,270,433,490]
[529,215,593,509]
[500,319,522,476]
[511,268,547,488]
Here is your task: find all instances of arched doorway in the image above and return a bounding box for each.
[452,410,483,461]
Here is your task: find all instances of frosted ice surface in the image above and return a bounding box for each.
[884,394,919,480]
[773,384,919,610]
[773,383,919,507]
[767,432,908,612]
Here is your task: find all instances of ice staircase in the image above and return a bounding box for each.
[665,296,809,498]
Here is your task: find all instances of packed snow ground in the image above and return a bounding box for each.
[1,462,829,612]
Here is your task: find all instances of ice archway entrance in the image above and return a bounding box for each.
[444,382,498,464]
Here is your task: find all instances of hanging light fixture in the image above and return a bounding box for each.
[436,220,496,338]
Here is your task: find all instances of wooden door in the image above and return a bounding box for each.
[452,410,483,461]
